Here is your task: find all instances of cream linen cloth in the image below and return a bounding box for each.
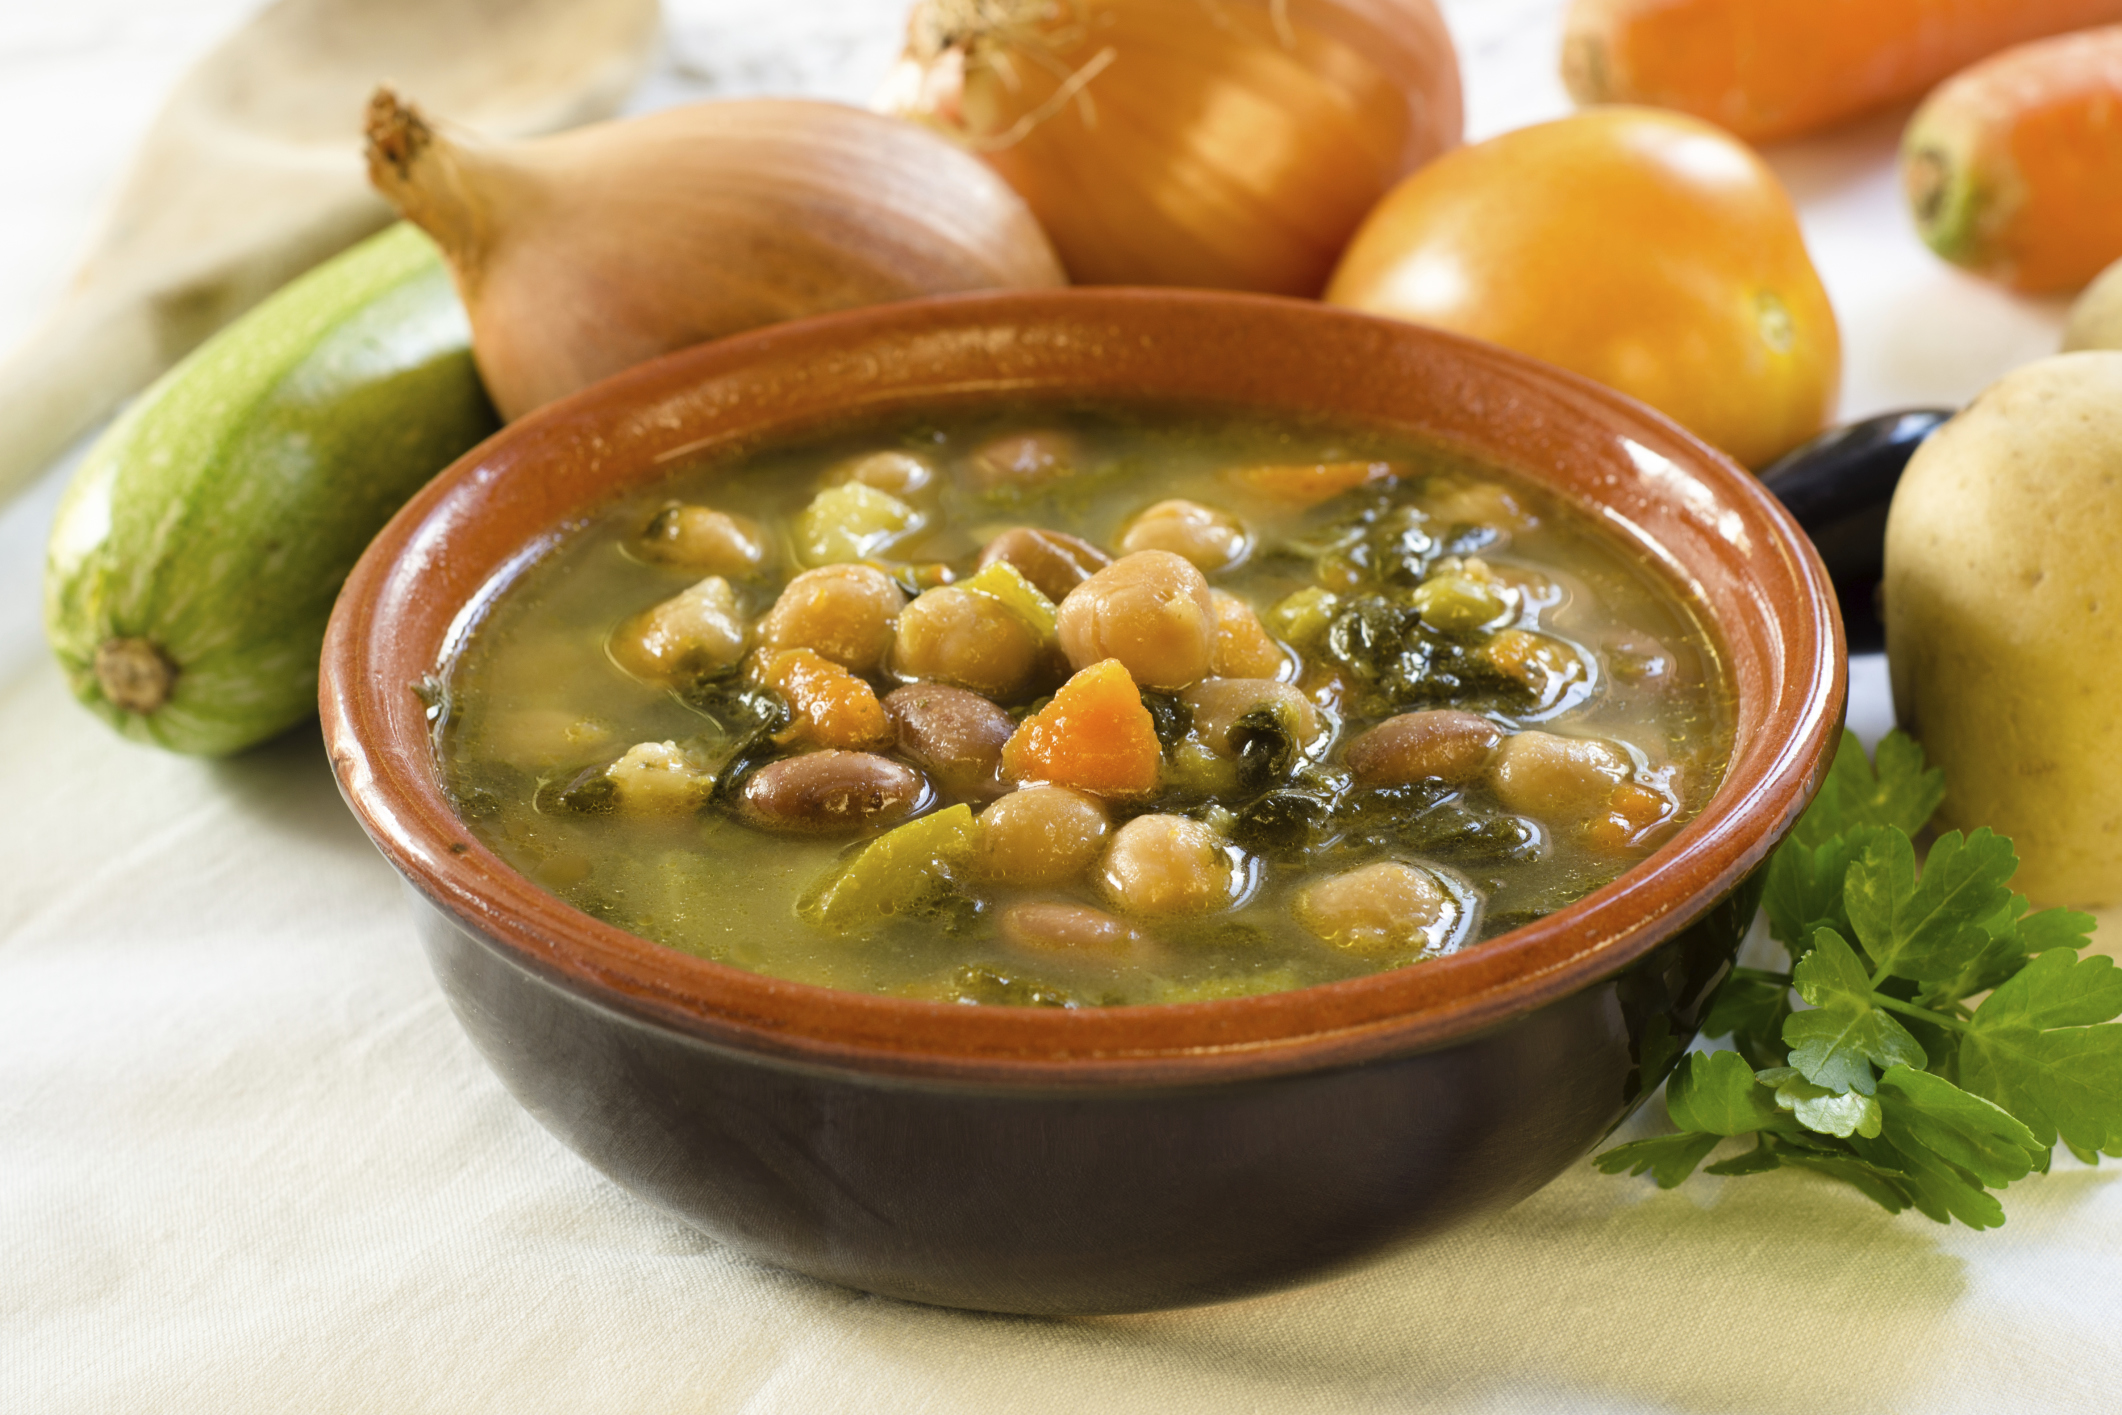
[4,3,2116,1411]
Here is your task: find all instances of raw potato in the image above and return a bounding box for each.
[1883,352,2122,906]
[2063,258,2122,352]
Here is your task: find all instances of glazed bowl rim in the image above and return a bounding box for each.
[321,287,1845,1088]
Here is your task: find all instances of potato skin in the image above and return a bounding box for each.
[2063,257,2122,353]
[1883,351,2122,906]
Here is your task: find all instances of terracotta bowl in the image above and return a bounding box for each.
[321,290,1844,1316]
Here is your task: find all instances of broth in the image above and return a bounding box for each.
[434,404,1733,1006]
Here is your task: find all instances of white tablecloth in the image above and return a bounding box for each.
[5,4,2114,1411]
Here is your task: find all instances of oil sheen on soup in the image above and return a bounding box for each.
[434,406,1735,1007]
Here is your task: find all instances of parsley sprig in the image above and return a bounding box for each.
[1596,730,2122,1228]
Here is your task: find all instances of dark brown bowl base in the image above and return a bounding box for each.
[414,873,1760,1315]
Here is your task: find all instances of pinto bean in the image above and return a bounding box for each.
[998,901,1154,963]
[1487,731,1633,822]
[1344,710,1504,787]
[758,564,906,674]
[965,429,1078,494]
[738,751,926,833]
[1055,550,1216,691]
[976,786,1111,885]
[828,450,934,496]
[977,527,1112,602]
[883,683,1015,799]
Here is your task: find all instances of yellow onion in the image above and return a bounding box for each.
[365,90,1067,419]
[880,0,1462,295]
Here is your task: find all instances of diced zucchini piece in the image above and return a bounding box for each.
[958,559,1059,645]
[1266,586,1340,646]
[793,483,919,566]
[1412,572,1516,635]
[798,804,977,932]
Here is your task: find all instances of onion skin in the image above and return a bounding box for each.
[366,92,1067,419]
[882,0,1462,297]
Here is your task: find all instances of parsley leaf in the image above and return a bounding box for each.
[1854,1127,2004,1229]
[1876,1065,2042,1186]
[2018,907,2100,955]
[1960,950,2122,1151]
[1844,829,2017,983]
[1759,1066,1882,1138]
[1666,1049,1788,1135]
[1761,827,1890,954]
[1595,1051,1792,1187]
[1593,1131,1722,1189]
[1770,1145,1914,1214]
[1791,729,1944,849]
[1700,967,1794,1071]
[1702,1138,1783,1177]
[1784,928,1927,1094]
[1595,729,2120,1230]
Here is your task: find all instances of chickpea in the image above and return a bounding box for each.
[1488,731,1633,822]
[605,740,715,813]
[1602,631,1677,689]
[1209,590,1294,679]
[966,429,1077,494]
[892,586,1045,701]
[608,576,748,687]
[828,450,935,497]
[883,683,1015,799]
[1100,813,1239,917]
[1180,679,1321,757]
[1118,498,1250,573]
[976,786,1112,885]
[758,565,906,674]
[1422,477,1537,535]
[1295,860,1463,956]
[738,750,926,833]
[1344,710,1503,787]
[977,527,1112,602]
[1055,550,1216,691]
[998,901,1154,964]
[633,502,767,576]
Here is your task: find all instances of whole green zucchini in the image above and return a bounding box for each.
[44,223,498,755]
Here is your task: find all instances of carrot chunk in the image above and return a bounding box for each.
[756,648,892,750]
[1002,658,1161,797]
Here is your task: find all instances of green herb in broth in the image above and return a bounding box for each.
[435,405,1735,1006]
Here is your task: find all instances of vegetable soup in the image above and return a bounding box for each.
[433,405,1733,1006]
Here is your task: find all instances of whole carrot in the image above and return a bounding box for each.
[1562,0,2122,144]
[1904,26,2122,293]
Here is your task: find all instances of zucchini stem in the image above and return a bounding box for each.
[94,636,177,715]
